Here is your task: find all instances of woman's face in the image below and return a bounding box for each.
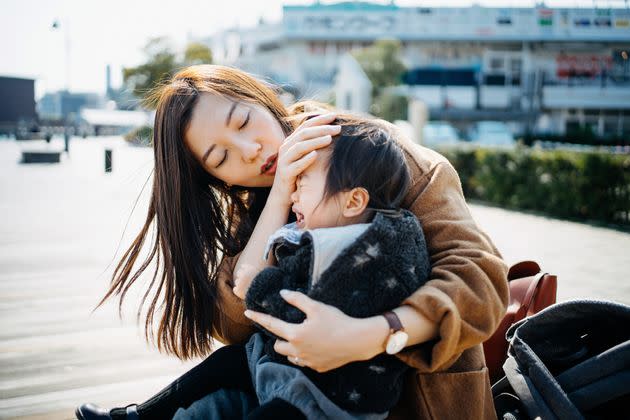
[184,93,286,187]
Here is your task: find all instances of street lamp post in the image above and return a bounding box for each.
[51,19,71,91]
[52,19,72,154]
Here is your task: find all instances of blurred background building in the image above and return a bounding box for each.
[2,63,146,138]
[207,2,630,139]
[37,90,102,121]
[3,1,629,143]
[0,76,37,136]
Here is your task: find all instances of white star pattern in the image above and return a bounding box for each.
[353,254,371,267]
[369,365,387,374]
[365,243,380,258]
[261,300,270,308]
[385,277,398,289]
[353,243,380,267]
[348,389,362,403]
[409,266,416,275]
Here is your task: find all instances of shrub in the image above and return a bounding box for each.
[438,147,630,228]
[370,93,408,122]
[521,131,630,147]
[124,125,153,147]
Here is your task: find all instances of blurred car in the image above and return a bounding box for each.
[422,122,462,147]
[467,121,516,147]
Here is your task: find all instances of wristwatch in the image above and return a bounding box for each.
[383,311,409,355]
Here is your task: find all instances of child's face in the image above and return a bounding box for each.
[290,153,345,230]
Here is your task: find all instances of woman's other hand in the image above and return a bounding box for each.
[244,290,387,373]
[270,114,340,206]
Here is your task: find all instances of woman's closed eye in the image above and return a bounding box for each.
[239,111,250,130]
[214,110,251,168]
[216,150,228,168]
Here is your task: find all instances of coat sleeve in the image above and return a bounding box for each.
[210,253,256,345]
[396,161,509,372]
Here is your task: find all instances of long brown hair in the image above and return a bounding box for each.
[101,65,296,359]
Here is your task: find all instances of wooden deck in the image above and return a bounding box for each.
[1,137,628,419]
[0,139,201,419]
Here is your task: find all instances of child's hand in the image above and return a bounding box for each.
[270,113,339,206]
[232,264,259,300]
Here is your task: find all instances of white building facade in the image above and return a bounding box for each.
[207,2,630,137]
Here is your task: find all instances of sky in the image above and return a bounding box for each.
[2,0,626,99]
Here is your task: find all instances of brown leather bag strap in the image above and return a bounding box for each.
[507,260,542,281]
[514,272,547,321]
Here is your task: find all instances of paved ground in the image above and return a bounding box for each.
[0,137,629,419]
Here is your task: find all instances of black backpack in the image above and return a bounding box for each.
[492,299,630,420]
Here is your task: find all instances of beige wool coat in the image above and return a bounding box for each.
[211,135,509,420]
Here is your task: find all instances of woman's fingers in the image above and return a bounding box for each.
[275,338,309,367]
[281,120,340,150]
[273,134,333,192]
[279,134,332,173]
[279,290,318,315]
[290,132,334,159]
[285,112,336,140]
[280,134,331,161]
[244,310,294,340]
[292,125,341,143]
[279,128,338,160]
[297,112,338,130]
[273,339,297,358]
[285,150,318,176]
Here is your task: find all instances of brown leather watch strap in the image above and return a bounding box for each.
[383,311,404,332]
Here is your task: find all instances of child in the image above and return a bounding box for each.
[78,117,430,420]
[241,118,431,419]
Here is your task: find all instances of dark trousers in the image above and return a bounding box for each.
[113,345,305,420]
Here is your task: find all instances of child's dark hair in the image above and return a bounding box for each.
[322,116,410,212]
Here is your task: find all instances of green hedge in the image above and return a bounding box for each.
[521,131,630,147]
[370,93,408,122]
[124,125,153,146]
[438,147,630,228]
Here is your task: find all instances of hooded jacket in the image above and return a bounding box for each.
[245,209,431,413]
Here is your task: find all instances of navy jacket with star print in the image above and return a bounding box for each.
[245,209,431,413]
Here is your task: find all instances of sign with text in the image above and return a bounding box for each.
[283,5,630,42]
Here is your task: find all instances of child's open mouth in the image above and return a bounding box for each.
[294,210,305,228]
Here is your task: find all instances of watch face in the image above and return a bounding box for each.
[386,331,409,355]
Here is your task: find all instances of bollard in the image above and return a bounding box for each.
[105,149,112,173]
[64,132,70,153]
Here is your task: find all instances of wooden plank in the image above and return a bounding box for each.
[1,138,629,419]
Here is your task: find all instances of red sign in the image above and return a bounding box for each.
[556,54,613,78]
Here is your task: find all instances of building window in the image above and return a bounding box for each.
[510,59,522,75]
[309,42,325,55]
[490,57,504,72]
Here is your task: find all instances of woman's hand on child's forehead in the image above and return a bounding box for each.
[268,113,338,207]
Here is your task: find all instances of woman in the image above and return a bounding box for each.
[78,64,508,419]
